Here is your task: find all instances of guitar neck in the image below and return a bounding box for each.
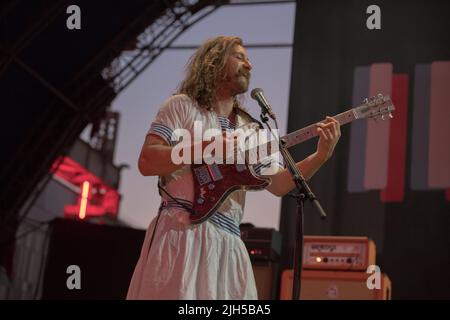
[242,108,359,163]
[238,94,394,167]
[282,108,358,148]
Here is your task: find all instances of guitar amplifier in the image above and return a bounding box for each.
[280,269,392,300]
[303,236,376,271]
[240,227,282,262]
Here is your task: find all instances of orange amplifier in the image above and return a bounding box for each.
[303,236,376,271]
[280,269,392,300]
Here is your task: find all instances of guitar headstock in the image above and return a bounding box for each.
[354,94,395,120]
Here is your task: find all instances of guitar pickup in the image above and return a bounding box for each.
[207,164,223,182]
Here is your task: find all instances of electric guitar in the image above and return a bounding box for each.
[190,94,395,224]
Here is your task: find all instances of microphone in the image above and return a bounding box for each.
[251,88,276,120]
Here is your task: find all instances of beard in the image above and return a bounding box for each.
[220,68,251,96]
[231,69,251,95]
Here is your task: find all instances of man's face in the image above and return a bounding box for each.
[222,45,252,95]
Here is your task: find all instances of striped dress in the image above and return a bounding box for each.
[126,94,281,300]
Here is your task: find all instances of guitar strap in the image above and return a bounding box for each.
[234,105,264,130]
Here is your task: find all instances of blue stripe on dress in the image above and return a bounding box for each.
[209,212,237,230]
[167,198,193,205]
[253,157,273,174]
[253,157,284,175]
[209,212,241,237]
[218,116,236,131]
[149,123,176,146]
[151,123,173,137]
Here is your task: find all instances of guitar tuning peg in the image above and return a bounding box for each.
[381,115,385,120]
[389,113,393,119]
[363,98,368,104]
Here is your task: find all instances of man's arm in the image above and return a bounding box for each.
[265,116,341,197]
[264,152,326,197]
[138,134,231,176]
[138,134,183,176]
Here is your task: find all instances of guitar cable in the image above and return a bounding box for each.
[157,180,198,216]
[145,180,199,261]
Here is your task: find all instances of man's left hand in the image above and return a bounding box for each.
[315,116,341,163]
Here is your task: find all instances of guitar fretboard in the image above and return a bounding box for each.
[282,109,357,147]
[239,108,358,164]
[225,95,393,167]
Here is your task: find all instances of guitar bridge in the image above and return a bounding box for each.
[193,166,212,186]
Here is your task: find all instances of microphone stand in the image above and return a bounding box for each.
[259,110,326,300]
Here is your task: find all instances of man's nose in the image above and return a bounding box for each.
[244,59,252,70]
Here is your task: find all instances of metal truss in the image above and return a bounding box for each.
[102,0,225,95]
[101,0,295,98]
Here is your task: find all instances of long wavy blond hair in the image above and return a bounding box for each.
[178,36,244,110]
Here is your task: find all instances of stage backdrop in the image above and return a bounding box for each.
[281,0,450,299]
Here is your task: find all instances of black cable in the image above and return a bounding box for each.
[144,181,199,261]
[157,181,197,215]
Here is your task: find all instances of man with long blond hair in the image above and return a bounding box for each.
[126,36,340,299]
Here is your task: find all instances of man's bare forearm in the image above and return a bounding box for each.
[265,152,327,197]
[138,135,209,176]
[138,143,183,176]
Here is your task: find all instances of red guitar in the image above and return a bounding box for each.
[190,94,395,224]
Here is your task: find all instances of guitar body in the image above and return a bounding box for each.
[190,163,270,224]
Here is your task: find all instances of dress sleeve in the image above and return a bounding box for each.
[252,153,285,176]
[146,95,191,146]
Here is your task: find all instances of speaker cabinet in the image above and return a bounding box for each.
[280,269,391,300]
[252,261,280,300]
[41,219,144,299]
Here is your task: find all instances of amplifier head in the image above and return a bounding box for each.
[241,227,282,261]
[303,236,376,271]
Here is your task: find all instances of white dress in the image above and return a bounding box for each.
[126,94,281,300]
